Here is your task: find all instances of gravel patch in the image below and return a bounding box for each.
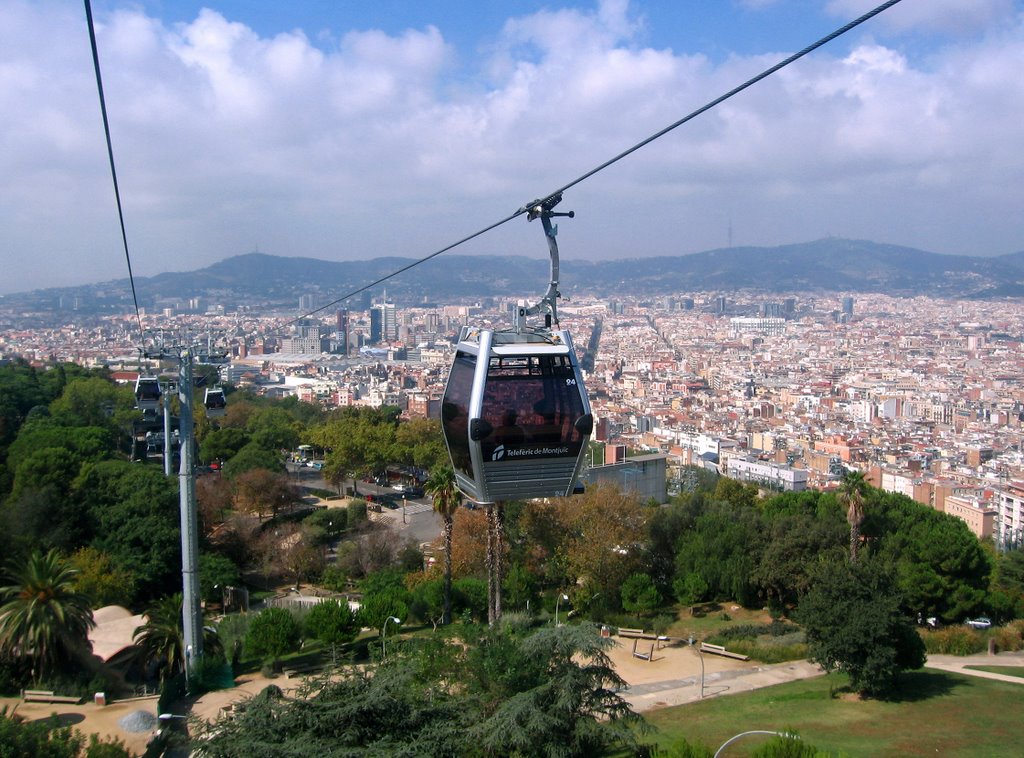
[119,710,158,733]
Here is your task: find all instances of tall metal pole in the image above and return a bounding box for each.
[178,350,203,678]
[163,385,172,477]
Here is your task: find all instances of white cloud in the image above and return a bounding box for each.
[0,0,1022,294]
[826,0,1018,36]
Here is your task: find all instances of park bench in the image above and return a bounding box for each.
[283,662,325,678]
[22,689,82,704]
[699,642,750,661]
[618,627,656,639]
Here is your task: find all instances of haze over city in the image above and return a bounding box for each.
[2,0,1023,295]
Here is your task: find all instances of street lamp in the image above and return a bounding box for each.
[554,593,569,626]
[382,615,401,659]
[689,635,705,699]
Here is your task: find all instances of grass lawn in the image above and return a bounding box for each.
[963,665,1024,678]
[642,670,1022,757]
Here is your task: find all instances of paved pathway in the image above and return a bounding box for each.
[618,650,1024,713]
[620,659,825,712]
[924,650,1024,684]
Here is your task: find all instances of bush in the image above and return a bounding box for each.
[922,626,986,656]
[715,621,798,640]
[245,608,302,664]
[348,500,368,524]
[712,639,808,664]
[991,621,1024,652]
[216,614,253,666]
[751,733,819,757]
[188,655,235,696]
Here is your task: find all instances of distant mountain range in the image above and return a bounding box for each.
[8,239,1024,310]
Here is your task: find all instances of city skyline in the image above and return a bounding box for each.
[2,0,1023,294]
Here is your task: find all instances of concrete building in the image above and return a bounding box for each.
[583,453,668,503]
[726,456,808,492]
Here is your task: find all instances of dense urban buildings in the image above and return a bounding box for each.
[3,290,1024,548]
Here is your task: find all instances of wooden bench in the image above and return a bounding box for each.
[22,689,82,704]
[618,627,655,639]
[284,663,325,678]
[699,642,750,661]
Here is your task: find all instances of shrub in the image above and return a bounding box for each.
[991,622,1024,652]
[922,626,986,655]
[348,499,368,524]
[711,621,799,641]
[245,608,301,664]
[751,733,819,757]
[714,639,808,664]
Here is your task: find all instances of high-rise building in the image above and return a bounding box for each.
[842,296,854,316]
[336,309,349,355]
[369,308,382,344]
[374,302,398,341]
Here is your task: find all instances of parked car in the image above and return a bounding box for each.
[402,486,425,498]
[965,616,992,629]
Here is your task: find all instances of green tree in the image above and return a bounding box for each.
[80,461,180,602]
[839,470,868,563]
[0,550,95,683]
[133,594,186,682]
[673,571,709,616]
[502,561,537,614]
[620,573,661,618]
[48,376,134,431]
[221,443,285,478]
[68,547,135,608]
[394,418,447,471]
[245,407,301,451]
[467,624,639,756]
[799,559,925,696]
[674,499,764,607]
[310,407,398,495]
[194,622,638,757]
[245,608,301,666]
[872,492,991,623]
[425,464,461,624]
[198,554,241,606]
[359,587,410,633]
[198,427,251,464]
[304,599,358,663]
[133,593,223,682]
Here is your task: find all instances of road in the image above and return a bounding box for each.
[286,462,442,545]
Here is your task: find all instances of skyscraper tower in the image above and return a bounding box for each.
[842,296,854,317]
[337,309,349,356]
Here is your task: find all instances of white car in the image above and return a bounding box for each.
[965,617,992,629]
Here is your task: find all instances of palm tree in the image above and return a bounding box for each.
[134,593,186,682]
[0,549,95,683]
[425,465,461,625]
[133,593,223,682]
[839,470,868,563]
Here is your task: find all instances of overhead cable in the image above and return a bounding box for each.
[83,0,145,342]
[294,0,904,325]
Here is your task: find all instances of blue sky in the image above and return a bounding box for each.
[1,0,1022,294]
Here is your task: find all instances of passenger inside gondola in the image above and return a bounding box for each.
[494,409,525,446]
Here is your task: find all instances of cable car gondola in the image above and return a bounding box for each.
[204,387,227,418]
[134,375,162,412]
[441,195,593,502]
